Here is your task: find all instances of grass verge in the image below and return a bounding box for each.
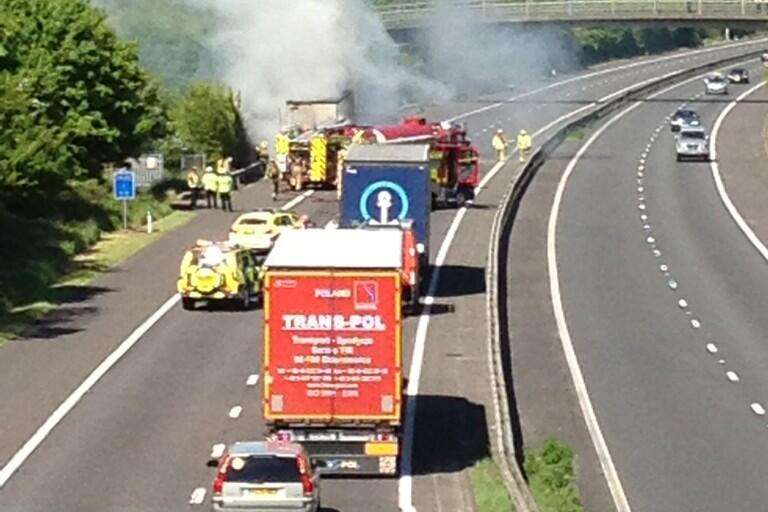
[524,439,584,512]
[0,210,195,345]
[470,458,515,512]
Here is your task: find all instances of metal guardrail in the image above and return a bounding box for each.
[484,44,766,511]
[376,0,768,28]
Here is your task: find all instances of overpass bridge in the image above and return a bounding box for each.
[376,0,768,29]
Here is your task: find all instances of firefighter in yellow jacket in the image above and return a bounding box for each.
[491,129,508,161]
[517,129,533,163]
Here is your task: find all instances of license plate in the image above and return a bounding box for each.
[246,488,277,496]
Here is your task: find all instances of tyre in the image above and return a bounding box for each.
[181,297,195,310]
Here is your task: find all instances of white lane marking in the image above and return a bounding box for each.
[638,203,646,210]
[643,224,651,230]
[399,202,470,512]
[211,443,226,459]
[228,405,243,419]
[0,184,316,489]
[660,264,669,272]
[0,294,180,488]
[678,298,688,308]
[445,38,768,124]
[246,374,259,386]
[280,190,314,211]
[691,319,701,329]
[543,63,752,512]
[646,236,655,244]
[653,249,662,257]
[638,186,644,193]
[641,214,648,221]
[707,343,719,354]
[751,403,766,416]
[401,85,604,509]
[726,371,740,382]
[710,81,768,264]
[668,279,679,290]
[189,487,207,505]
[719,359,726,365]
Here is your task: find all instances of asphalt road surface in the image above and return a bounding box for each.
[0,38,766,512]
[550,58,768,511]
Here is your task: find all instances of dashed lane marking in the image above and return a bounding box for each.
[246,374,259,386]
[189,487,206,505]
[751,403,766,416]
[707,343,718,354]
[211,443,226,459]
[228,406,243,419]
[727,371,740,382]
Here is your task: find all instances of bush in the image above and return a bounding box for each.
[524,439,583,512]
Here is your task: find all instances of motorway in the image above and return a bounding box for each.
[0,38,766,512]
[544,56,768,511]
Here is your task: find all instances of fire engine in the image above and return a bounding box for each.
[361,117,479,207]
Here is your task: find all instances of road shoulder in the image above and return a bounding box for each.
[504,139,615,512]
[717,84,768,244]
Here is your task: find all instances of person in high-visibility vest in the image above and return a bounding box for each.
[275,131,290,177]
[217,167,234,212]
[491,129,508,162]
[202,166,218,209]
[517,129,533,163]
[186,166,201,209]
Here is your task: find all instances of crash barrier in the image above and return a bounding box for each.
[484,45,767,512]
[378,0,768,28]
[230,162,263,187]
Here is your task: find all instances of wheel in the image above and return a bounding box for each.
[181,297,195,310]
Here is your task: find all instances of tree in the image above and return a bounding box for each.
[171,83,249,163]
[0,0,168,207]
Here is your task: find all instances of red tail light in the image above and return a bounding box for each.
[301,474,314,495]
[212,456,230,495]
[297,456,313,495]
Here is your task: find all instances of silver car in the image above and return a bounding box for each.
[676,126,710,161]
[211,442,320,512]
[704,73,728,95]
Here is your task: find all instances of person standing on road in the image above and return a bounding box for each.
[491,129,508,162]
[517,129,533,163]
[186,166,201,209]
[217,167,234,212]
[267,160,280,201]
[202,165,218,209]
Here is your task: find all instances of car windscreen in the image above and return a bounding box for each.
[708,76,725,83]
[676,111,697,119]
[226,456,301,483]
[681,131,706,140]
[238,218,267,226]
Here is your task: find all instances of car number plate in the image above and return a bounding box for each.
[247,488,277,496]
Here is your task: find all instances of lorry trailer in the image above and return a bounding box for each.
[262,229,403,475]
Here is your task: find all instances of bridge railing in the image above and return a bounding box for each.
[376,0,768,26]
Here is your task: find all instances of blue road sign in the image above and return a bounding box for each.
[113,170,136,201]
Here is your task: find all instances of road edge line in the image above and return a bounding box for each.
[0,294,180,488]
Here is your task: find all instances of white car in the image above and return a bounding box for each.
[676,126,710,161]
[704,74,728,95]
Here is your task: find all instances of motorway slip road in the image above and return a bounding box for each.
[538,58,768,511]
[0,39,766,512]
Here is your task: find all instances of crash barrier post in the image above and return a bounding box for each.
[484,45,767,512]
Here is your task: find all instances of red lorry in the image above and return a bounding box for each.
[262,229,403,475]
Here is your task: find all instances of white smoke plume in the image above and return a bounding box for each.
[191,0,450,139]
[417,0,578,96]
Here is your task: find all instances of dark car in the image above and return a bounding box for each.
[670,109,700,132]
[727,68,750,83]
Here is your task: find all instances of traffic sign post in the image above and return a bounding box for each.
[113,170,136,231]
